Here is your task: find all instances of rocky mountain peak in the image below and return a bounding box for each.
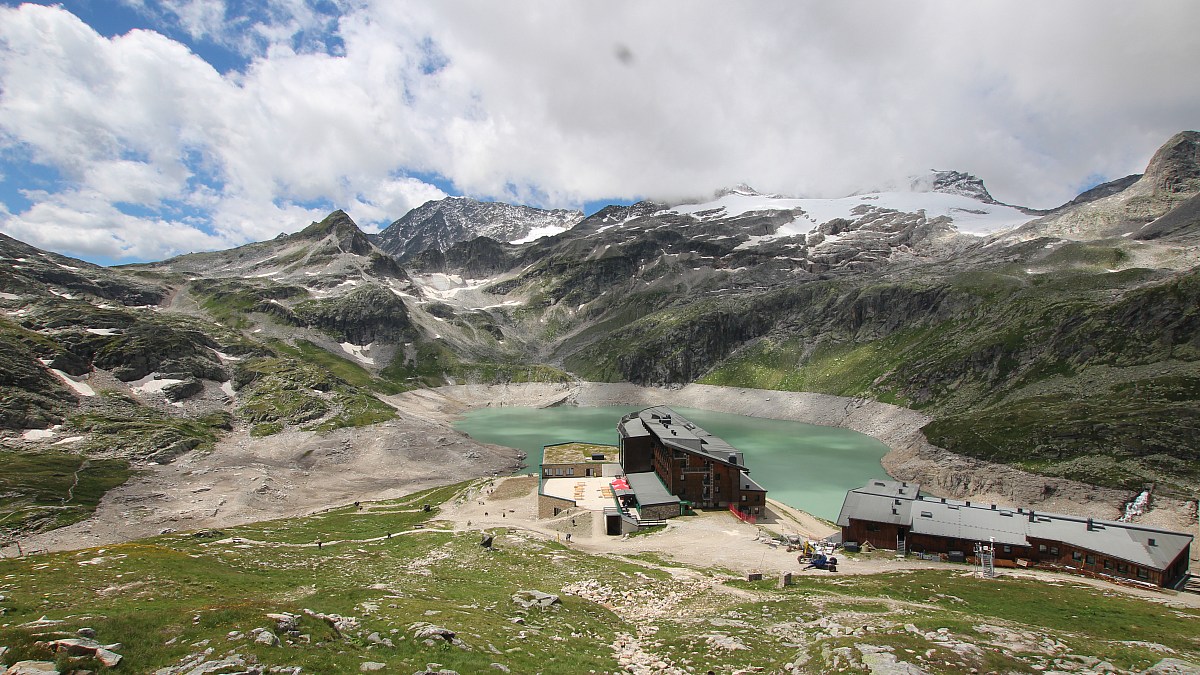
[1142,130,1200,195]
[910,170,997,204]
[295,210,372,256]
[375,197,583,260]
[715,184,778,199]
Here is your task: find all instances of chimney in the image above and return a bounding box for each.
[728,453,738,465]
[991,504,997,510]
[1028,510,1036,522]
[1086,518,1094,531]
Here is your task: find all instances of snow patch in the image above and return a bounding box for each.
[22,427,58,440]
[48,288,76,299]
[49,369,95,397]
[511,224,569,244]
[212,350,243,362]
[0,292,20,300]
[55,436,85,445]
[340,342,375,365]
[57,263,80,271]
[86,328,119,336]
[220,381,236,398]
[130,373,184,394]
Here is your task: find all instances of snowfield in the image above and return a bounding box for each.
[667,189,1038,236]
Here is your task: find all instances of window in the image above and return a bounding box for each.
[1050,546,1059,556]
[1137,568,1150,580]
[920,511,933,518]
[1104,560,1113,570]
[1038,544,1047,553]
[567,468,574,476]
[1118,563,1128,573]
[741,495,747,502]
[544,468,552,476]
[1072,551,1082,562]
[1085,554,1095,565]
[1003,545,1012,553]
[555,468,562,476]
[867,524,881,532]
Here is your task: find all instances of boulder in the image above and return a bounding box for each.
[254,630,281,646]
[511,590,561,609]
[359,663,386,672]
[4,662,59,675]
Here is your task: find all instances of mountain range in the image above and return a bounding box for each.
[2,130,1198,537]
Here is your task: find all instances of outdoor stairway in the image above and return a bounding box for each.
[1183,575,1200,595]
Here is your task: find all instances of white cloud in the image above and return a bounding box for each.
[1,1,1199,263]
[1,188,232,260]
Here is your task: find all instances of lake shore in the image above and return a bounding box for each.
[388,381,1198,539]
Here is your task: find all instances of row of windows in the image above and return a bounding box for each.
[1057,546,1151,579]
[543,467,575,476]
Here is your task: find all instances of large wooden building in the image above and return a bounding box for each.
[618,407,767,517]
[837,480,1193,588]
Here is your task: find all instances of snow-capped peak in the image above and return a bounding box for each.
[664,174,1036,237]
[908,170,997,203]
[714,183,780,199]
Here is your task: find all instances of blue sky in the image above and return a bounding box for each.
[0,1,1197,265]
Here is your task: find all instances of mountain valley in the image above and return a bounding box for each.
[1,132,1198,544]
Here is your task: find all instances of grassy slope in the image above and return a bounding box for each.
[700,264,1200,496]
[0,483,1194,673]
[0,450,131,536]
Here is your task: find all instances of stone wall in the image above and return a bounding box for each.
[538,493,576,519]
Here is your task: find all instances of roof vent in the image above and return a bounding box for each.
[941,497,946,503]
[991,504,997,510]
[1087,518,1094,531]
[1149,538,1157,547]
[965,501,971,507]
[1028,510,1036,522]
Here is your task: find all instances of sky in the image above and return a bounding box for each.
[0,1,1198,265]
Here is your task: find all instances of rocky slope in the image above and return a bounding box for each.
[374,196,583,260]
[2,131,1198,543]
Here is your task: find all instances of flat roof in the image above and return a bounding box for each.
[625,471,681,507]
[543,442,616,465]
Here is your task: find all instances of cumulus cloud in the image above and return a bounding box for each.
[0,1,1198,263]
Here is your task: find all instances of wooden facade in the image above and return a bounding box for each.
[838,481,1193,588]
[619,407,766,515]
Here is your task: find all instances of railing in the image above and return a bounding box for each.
[729,503,757,525]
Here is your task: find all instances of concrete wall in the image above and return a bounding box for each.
[541,463,606,478]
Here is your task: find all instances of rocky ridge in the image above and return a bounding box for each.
[375,197,583,260]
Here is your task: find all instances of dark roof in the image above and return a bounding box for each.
[625,471,682,507]
[838,480,1193,571]
[739,473,766,493]
[625,406,745,468]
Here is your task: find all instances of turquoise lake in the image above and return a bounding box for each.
[452,405,891,521]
